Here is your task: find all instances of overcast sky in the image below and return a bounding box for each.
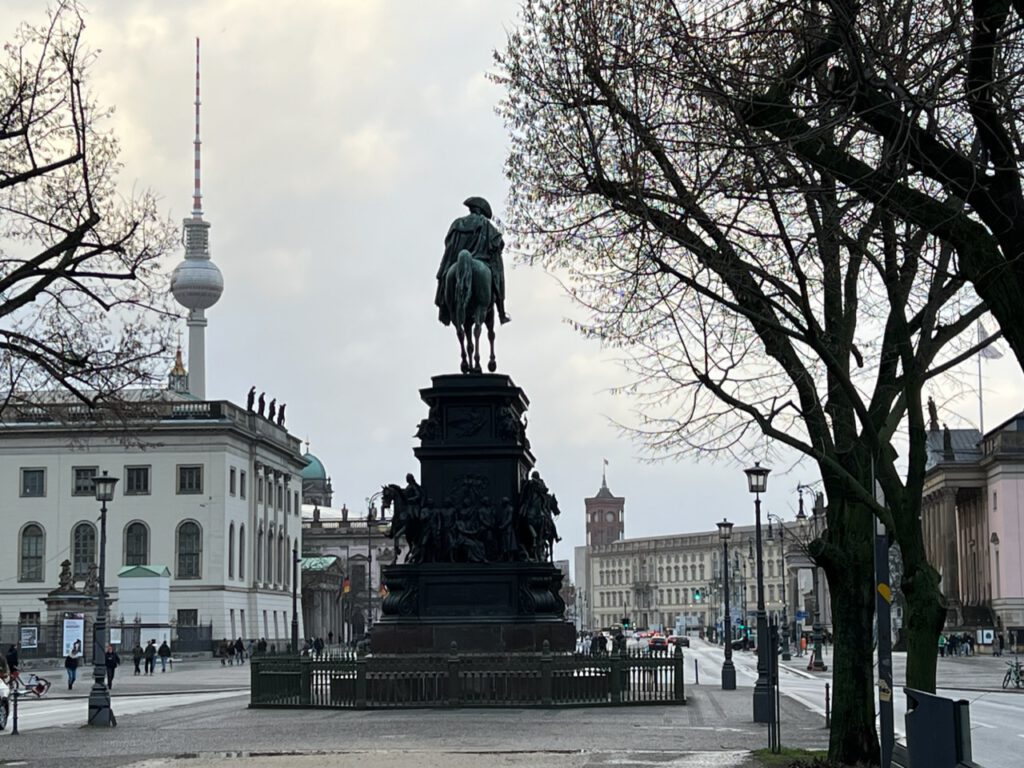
[6,1,1024,571]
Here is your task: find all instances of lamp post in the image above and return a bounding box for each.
[796,487,827,671]
[291,540,300,654]
[718,518,736,690]
[745,461,772,723]
[364,492,385,637]
[88,471,117,727]
[767,513,791,661]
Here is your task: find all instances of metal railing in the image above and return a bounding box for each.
[251,644,686,709]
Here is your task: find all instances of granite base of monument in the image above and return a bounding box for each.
[372,562,575,654]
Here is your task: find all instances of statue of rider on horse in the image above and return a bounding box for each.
[435,197,510,373]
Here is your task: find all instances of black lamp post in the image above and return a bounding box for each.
[718,518,736,690]
[767,514,792,661]
[291,540,300,654]
[88,470,117,727]
[798,488,828,672]
[364,492,384,637]
[744,461,771,724]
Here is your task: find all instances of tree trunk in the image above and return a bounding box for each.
[900,540,945,692]
[818,500,880,766]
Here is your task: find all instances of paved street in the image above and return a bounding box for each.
[3,646,1019,767]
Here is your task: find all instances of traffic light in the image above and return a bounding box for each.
[622,616,631,629]
[694,588,702,602]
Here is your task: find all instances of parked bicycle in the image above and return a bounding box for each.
[1002,658,1023,690]
[1,669,51,731]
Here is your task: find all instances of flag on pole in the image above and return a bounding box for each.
[979,322,1004,359]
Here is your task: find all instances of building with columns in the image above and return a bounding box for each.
[574,473,826,640]
[0,378,307,654]
[922,411,1024,635]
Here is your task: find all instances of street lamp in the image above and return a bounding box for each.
[744,461,772,723]
[767,513,791,661]
[88,470,118,727]
[798,487,828,671]
[291,540,300,654]
[718,518,736,690]
[364,492,385,638]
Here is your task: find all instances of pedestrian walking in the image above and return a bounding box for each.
[132,643,143,675]
[234,638,245,665]
[938,633,946,657]
[226,639,236,666]
[328,630,334,646]
[158,640,171,672]
[65,639,82,690]
[313,637,324,657]
[248,638,255,658]
[5,644,19,674]
[104,644,120,689]
[144,639,157,675]
[998,633,1005,657]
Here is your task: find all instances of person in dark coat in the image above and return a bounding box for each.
[143,639,157,675]
[104,644,120,689]
[132,643,143,675]
[157,640,171,672]
[5,644,18,674]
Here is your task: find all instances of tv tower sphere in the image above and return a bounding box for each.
[171,253,223,310]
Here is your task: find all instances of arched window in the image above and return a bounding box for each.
[239,525,246,580]
[228,523,235,578]
[20,523,45,582]
[72,521,96,580]
[176,521,202,579]
[124,522,149,566]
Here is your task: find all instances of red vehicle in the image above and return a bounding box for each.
[648,635,669,653]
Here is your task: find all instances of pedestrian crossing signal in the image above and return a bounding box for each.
[694,588,702,602]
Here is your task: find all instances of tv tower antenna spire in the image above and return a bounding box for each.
[171,37,223,399]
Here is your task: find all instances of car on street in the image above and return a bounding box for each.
[668,634,690,648]
[647,635,669,653]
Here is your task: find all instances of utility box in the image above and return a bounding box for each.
[903,688,973,767]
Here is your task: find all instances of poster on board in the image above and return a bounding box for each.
[19,625,39,649]
[110,627,122,646]
[62,612,85,658]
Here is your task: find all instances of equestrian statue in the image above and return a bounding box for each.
[435,197,510,374]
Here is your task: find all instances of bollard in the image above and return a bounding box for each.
[825,682,831,728]
[11,685,19,736]
[694,658,699,685]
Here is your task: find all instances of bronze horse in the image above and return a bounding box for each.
[444,249,496,373]
[381,483,422,564]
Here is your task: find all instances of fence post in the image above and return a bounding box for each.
[541,640,553,706]
[300,654,312,706]
[610,650,622,703]
[674,645,686,702]
[825,682,831,728]
[249,659,259,705]
[355,645,368,709]
[447,641,461,707]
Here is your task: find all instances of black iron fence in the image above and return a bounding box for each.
[251,645,686,709]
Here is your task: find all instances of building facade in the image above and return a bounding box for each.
[575,474,827,641]
[922,411,1024,634]
[0,392,306,653]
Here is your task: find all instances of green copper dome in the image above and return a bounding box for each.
[301,453,327,481]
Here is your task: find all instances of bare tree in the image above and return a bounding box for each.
[497,1,988,763]
[0,1,176,415]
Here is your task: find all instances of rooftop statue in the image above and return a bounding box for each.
[436,197,509,374]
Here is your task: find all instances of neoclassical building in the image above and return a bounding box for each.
[574,474,825,638]
[0,371,307,655]
[922,410,1024,634]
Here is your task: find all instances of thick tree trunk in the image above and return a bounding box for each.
[900,541,945,692]
[819,501,880,766]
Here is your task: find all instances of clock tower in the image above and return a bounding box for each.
[585,467,624,546]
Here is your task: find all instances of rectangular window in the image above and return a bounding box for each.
[229,467,237,496]
[294,491,299,516]
[72,466,98,496]
[177,465,203,494]
[177,609,198,627]
[240,471,247,499]
[125,466,151,495]
[277,485,283,510]
[258,478,264,503]
[20,468,45,497]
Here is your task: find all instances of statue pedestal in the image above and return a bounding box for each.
[374,562,574,654]
[372,372,574,655]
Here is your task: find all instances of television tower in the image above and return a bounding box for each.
[170,38,223,399]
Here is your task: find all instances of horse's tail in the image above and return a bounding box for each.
[455,249,473,327]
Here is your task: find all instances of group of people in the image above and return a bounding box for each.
[217,637,250,665]
[128,639,172,675]
[300,637,329,656]
[938,632,976,657]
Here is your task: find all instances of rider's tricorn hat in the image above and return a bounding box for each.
[463,196,493,219]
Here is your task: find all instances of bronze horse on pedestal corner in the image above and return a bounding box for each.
[443,249,496,374]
